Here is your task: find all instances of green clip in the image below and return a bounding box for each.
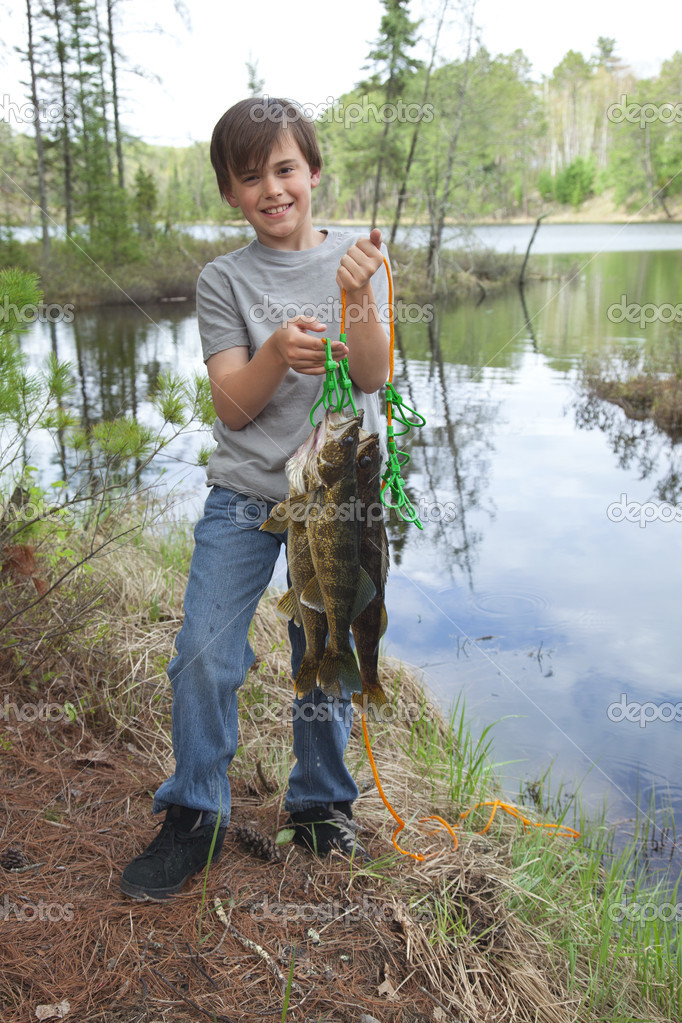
[310,338,342,424]
[385,383,427,434]
[309,336,357,423]
[337,346,357,416]
[380,426,423,528]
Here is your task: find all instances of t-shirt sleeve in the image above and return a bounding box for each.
[196,261,251,362]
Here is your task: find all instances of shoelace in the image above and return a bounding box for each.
[141,815,203,859]
[326,808,363,850]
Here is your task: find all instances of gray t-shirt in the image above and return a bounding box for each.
[196,228,390,502]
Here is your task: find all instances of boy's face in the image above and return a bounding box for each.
[223,134,321,250]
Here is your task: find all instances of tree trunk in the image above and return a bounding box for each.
[106,0,125,189]
[53,0,73,236]
[426,3,476,290]
[370,117,391,231]
[26,0,50,259]
[389,0,449,245]
[93,0,113,182]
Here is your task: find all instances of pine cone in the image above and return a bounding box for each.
[233,824,283,863]
[1,846,29,871]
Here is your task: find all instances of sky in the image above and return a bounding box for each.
[1,0,680,147]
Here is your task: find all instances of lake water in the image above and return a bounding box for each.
[15,223,682,880]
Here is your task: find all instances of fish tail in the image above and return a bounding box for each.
[352,682,391,721]
[294,657,319,698]
[317,647,362,695]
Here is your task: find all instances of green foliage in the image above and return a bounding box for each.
[0,267,213,632]
[554,157,595,207]
[133,167,158,238]
[0,267,42,342]
[537,168,554,201]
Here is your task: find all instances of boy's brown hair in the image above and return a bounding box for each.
[210,97,323,199]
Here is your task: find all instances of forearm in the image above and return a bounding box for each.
[344,283,390,393]
[210,340,289,430]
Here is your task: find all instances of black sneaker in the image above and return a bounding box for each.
[289,802,369,860]
[120,804,226,901]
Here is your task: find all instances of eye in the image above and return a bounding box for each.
[359,455,371,467]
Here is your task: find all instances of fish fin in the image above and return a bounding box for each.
[318,648,362,695]
[260,492,312,533]
[294,657,319,697]
[352,683,391,721]
[378,602,388,638]
[300,574,325,613]
[350,567,376,622]
[260,501,289,533]
[276,587,301,625]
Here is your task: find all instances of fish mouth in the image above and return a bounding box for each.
[326,408,364,430]
[286,422,321,493]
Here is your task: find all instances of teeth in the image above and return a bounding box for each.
[263,204,291,214]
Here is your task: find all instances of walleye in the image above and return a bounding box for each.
[262,409,376,698]
[302,410,376,695]
[351,429,390,717]
[261,422,327,697]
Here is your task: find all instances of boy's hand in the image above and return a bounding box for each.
[336,228,384,295]
[270,315,349,375]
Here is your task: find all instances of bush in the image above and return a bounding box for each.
[554,157,595,208]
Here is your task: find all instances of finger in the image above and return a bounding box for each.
[369,227,382,250]
[285,315,327,332]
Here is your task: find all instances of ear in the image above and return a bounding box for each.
[310,166,321,189]
[223,189,240,208]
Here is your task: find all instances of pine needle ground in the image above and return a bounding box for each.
[0,526,680,1022]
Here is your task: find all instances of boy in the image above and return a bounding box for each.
[120,97,390,901]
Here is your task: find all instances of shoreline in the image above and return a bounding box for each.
[1,525,679,1021]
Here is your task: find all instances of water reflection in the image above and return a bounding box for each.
[15,246,682,881]
[573,389,682,505]
[384,318,498,589]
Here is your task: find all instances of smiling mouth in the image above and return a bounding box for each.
[261,203,293,216]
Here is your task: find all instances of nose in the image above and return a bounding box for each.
[262,173,282,197]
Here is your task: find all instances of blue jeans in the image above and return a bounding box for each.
[153,485,359,824]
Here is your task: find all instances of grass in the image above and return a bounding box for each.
[2,229,525,309]
[580,329,682,443]
[1,522,681,1021]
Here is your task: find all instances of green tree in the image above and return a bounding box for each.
[362,0,421,230]
[133,166,157,238]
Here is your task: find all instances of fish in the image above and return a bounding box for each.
[261,422,328,697]
[262,408,377,698]
[300,409,376,696]
[351,430,391,718]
